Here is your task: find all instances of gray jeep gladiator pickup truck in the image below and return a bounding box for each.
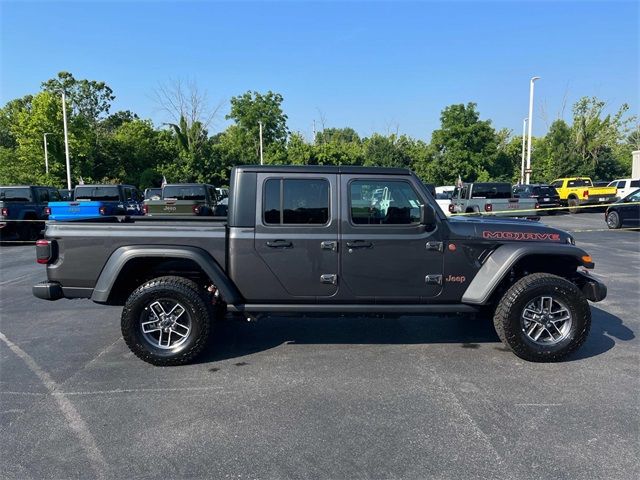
[33,166,606,366]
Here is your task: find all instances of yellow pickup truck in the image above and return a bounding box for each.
[550,177,617,213]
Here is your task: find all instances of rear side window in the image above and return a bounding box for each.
[630,180,640,188]
[263,178,329,225]
[567,179,591,187]
[350,180,422,225]
[75,186,120,201]
[49,189,61,201]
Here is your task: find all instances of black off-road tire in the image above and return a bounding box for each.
[493,273,591,362]
[121,276,214,366]
[567,198,579,214]
[606,211,621,229]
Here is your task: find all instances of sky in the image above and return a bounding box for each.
[1,0,638,141]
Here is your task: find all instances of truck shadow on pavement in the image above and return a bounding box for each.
[197,306,633,363]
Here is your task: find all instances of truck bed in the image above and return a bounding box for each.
[44,217,227,292]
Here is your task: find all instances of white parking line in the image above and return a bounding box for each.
[0,331,109,479]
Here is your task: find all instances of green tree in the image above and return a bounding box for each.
[42,71,115,124]
[226,91,288,161]
[423,103,499,184]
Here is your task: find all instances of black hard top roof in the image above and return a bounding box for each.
[162,183,214,187]
[74,184,135,188]
[234,165,412,175]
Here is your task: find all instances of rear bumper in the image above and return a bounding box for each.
[33,281,64,301]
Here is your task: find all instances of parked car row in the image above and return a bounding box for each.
[0,182,230,240]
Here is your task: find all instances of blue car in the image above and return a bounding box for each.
[47,184,143,221]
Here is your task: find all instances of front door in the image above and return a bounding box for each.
[254,173,339,298]
[340,175,444,302]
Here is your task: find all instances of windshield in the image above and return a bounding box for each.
[471,183,512,199]
[0,188,32,201]
[162,185,206,201]
[75,186,120,201]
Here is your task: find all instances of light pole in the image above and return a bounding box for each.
[519,119,527,185]
[61,92,72,190]
[525,76,540,185]
[43,132,53,175]
[258,121,264,165]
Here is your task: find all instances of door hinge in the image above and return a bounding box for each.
[320,274,338,285]
[426,241,444,252]
[425,274,443,285]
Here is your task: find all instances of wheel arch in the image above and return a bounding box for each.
[462,244,591,305]
[91,246,242,306]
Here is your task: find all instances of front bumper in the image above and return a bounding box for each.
[575,272,607,302]
[33,281,64,301]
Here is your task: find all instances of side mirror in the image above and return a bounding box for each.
[420,204,437,228]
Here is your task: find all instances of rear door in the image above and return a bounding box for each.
[254,172,339,298]
[340,175,444,301]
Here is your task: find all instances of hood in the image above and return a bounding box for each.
[447,215,573,244]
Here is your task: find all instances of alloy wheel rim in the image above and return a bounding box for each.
[607,213,618,228]
[521,295,572,345]
[140,299,191,350]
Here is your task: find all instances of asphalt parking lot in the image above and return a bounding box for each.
[1,212,638,480]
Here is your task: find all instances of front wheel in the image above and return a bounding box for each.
[493,273,590,362]
[121,276,213,366]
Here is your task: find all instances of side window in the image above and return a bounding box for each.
[263,178,329,225]
[630,180,640,188]
[49,189,61,201]
[38,189,49,202]
[124,187,132,200]
[550,180,563,188]
[350,180,423,225]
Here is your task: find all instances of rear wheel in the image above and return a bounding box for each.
[567,198,579,214]
[606,210,621,229]
[493,273,590,362]
[121,276,214,366]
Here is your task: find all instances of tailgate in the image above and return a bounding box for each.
[146,200,201,215]
[587,186,617,197]
[490,199,537,215]
[48,201,104,220]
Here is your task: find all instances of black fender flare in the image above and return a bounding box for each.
[91,245,242,304]
[461,243,591,305]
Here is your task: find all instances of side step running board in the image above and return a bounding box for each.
[228,304,479,314]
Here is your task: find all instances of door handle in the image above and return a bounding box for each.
[346,241,373,249]
[320,241,338,251]
[266,240,293,248]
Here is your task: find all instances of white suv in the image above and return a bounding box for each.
[608,178,640,200]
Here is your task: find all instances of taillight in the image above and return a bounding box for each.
[448,204,455,213]
[484,203,493,212]
[1,207,8,216]
[193,205,201,214]
[582,190,589,198]
[535,203,540,209]
[99,206,107,215]
[44,206,51,215]
[36,239,53,264]
[143,204,149,214]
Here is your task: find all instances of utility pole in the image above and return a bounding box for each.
[258,121,264,165]
[312,119,316,144]
[525,76,540,185]
[519,119,527,185]
[61,92,72,190]
[43,133,53,175]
